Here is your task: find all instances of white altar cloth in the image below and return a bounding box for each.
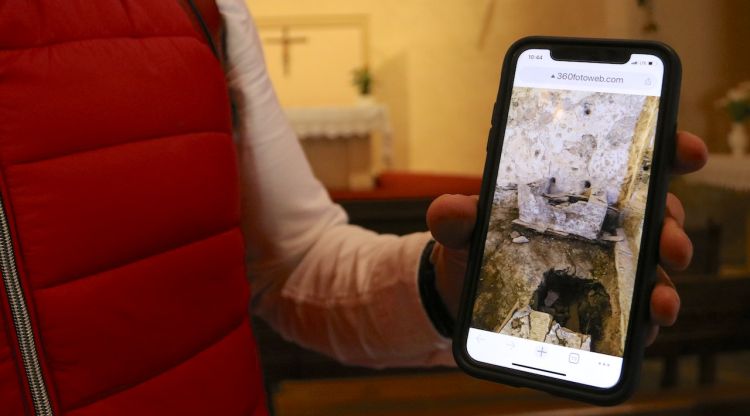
[285,103,393,167]
[684,154,750,192]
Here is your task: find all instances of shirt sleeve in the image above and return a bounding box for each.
[216,0,453,367]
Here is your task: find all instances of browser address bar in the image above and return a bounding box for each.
[516,67,657,92]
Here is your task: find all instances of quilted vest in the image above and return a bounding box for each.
[0,1,267,414]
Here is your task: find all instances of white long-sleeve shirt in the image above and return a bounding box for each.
[216,0,454,367]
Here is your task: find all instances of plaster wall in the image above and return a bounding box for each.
[246,0,621,174]
[247,0,747,173]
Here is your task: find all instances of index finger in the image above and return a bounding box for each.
[672,131,708,175]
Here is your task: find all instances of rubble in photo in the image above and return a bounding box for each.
[472,87,659,357]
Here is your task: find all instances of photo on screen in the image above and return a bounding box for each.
[471,86,659,358]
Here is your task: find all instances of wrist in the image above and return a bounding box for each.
[418,240,456,338]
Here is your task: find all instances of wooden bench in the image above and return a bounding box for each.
[252,172,750,413]
[272,371,750,416]
[646,275,750,386]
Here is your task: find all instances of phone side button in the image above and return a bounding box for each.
[490,101,501,126]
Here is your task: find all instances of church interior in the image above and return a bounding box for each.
[246,0,750,414]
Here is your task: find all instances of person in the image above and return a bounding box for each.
[0,1,706,414]
[219,0,706,367]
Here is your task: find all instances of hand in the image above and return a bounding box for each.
[426,131,708,345]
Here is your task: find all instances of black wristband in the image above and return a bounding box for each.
[418,239,456,338]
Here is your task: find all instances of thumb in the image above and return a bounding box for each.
[426,194,478,249]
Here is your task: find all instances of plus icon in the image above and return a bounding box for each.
[537,346,547,357]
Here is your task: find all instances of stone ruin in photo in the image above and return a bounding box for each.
[472,88,659,357]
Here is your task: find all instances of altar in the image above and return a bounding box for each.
[285,102,392,190]
[684,154,750,191]
[685,154,750,272]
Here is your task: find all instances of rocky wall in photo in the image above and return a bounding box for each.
[471,88,659,357]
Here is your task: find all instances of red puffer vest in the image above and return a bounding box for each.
[0,1,267,414]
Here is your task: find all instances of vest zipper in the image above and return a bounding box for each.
[0,195,53,415]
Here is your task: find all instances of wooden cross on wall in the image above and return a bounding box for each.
[264,27,308,76]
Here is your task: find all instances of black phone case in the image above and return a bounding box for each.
[453,36,682,406]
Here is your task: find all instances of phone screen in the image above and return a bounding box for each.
[466,48,665,389]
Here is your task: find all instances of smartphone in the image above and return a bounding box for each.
[454,37,680,405]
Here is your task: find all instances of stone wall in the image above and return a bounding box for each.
[497,88,647,202]
[473,89,660,357]
[615,96,660,346]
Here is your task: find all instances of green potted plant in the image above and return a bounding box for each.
[352,66,374,104]
[718,81,750,156]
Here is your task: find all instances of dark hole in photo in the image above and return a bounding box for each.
[530,269,612,351]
